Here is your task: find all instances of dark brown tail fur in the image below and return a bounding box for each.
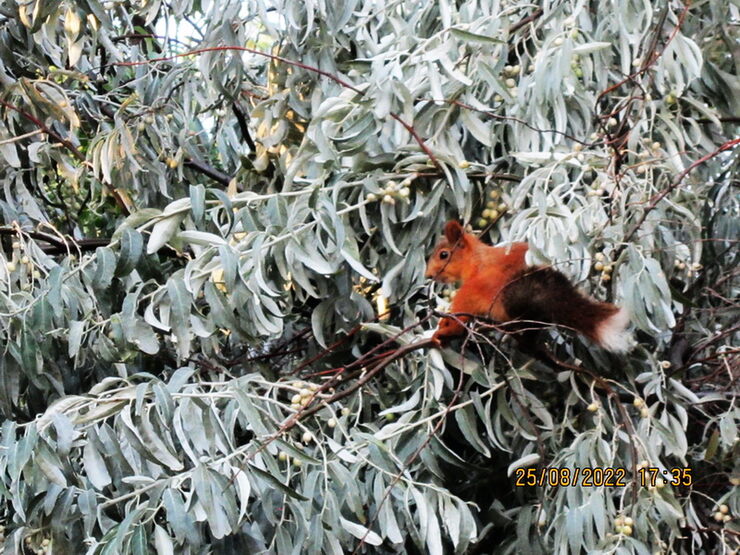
[500,266,619,347]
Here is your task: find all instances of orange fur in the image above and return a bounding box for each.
[425,221,528,339]
[426,220,631,352]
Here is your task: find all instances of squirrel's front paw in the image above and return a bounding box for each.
[430,333,444,349]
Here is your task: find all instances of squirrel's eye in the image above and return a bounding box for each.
[439,250,449,260]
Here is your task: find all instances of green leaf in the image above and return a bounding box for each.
[129,525,148,555]
[339,517,382,546]
[83,438,112,489]
[116,228,143,276]
[68,320,84,358]
[153,524,175,555]
[147,213,185,254]
[454,404,490,456]
[167,277,192,360]
[93,247,116,291]
[190,184,206,224]
[248,464,308,501]
[178,230,227,247]
[450,27,503,44]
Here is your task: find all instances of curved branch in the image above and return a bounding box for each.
[623,137,740,245]
[183,158,231,186]
[115,46,442,170]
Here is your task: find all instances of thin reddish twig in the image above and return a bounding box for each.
[115,45,441,169]
[623,137,740,243]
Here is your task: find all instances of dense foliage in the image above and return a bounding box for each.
[0,0,738,552]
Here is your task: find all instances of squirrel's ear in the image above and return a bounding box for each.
[444,220,464,244]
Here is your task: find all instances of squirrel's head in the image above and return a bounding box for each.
[425,220,471,283]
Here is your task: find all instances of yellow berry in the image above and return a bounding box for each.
[587,402,599,412]
[6,262,16,272]
[594,262,604,271]
[293,458,302,467]
[633,398,644,408]
[458,160,470,169]
[366,193,377,201]
[622,525,632,536]
[660,360,671,369]
[640,407,649,418]
[714,512,725,522]
[278,451,288,461]
[477,218,488,228]
[719,504,729,514]
[302,431,312,443]
[327,418,337,428]
[341,407,350,416]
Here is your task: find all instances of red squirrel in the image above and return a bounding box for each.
[425,221,631,353]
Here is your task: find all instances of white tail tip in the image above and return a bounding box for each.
[597,308,632,353]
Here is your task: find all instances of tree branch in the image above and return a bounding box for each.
[183,158,231,186]
[115,46,442,170]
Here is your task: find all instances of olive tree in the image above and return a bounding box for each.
[0,0,737,552]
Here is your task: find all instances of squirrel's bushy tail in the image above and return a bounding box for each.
[501,266,632,353]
